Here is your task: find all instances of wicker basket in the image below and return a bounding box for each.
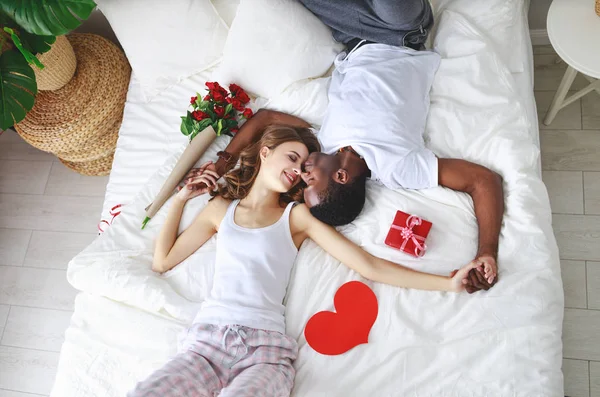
[596,0,600,17]
[15,33,131,176]
[34,35,77,91]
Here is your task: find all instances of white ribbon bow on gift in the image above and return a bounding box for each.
[390,215,427,257]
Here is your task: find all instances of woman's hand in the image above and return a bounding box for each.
[183,161,219,182]
[175,161,220,201]
[449,261,487,293]
[476,255,497,284]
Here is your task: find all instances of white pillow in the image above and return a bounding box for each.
[432,0,524,73]
[210,0,241,28]
[96,0,229,102]
[212,0,344,99]
[254,77,331,126]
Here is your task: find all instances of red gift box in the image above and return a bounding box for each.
[384,210,432,257]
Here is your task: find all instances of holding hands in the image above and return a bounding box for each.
[450,255,498,294]
[448,260,491,293]
[466,255,497,293]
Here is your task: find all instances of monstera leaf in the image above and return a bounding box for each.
[19,30,56,55]
[3,27,45,69]
[0,0,96,36]
[0,49,37,130]
[0,8,55,55]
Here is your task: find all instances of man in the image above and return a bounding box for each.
[187,0,503,293]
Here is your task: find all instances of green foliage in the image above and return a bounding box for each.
[0,0,96,128]
[3,27,44,68]
[180,111,193,136]
[191,118,212,140]
[0,49,37,130]
[19,29,55,55]
[0,0,96,36]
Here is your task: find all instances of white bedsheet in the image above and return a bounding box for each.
[52,3,564,397]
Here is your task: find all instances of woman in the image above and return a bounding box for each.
[129,125,486,397]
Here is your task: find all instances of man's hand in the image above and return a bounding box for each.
[463,255,498,294]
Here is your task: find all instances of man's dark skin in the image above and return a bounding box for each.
[187,109,504,293]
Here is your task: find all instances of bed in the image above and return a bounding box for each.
[51,0,564,396]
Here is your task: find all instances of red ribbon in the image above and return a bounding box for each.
[390,215,427,257]
[98,204,123,234]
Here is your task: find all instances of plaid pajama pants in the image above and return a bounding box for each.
[128,323,298,397]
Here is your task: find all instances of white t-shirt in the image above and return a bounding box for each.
[318,44,441,189]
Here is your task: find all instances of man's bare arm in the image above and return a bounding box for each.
[438,158,504,258]
[213,109,311,176]
[438,158,504,292]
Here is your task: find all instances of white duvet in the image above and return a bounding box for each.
[53,9,563,397]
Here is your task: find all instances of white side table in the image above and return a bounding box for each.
[544,0,600,125]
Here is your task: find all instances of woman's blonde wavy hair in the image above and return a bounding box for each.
[210,124,321,204]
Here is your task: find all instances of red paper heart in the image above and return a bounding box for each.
[304,281,378,356]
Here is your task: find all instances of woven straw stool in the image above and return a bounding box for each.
[59,151,116,176]
[15,33,131,176]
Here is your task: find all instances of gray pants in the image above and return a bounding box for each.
[298,0,433,49]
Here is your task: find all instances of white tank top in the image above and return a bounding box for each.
[193,199,298,333]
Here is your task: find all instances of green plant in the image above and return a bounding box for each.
[0,0,96,130]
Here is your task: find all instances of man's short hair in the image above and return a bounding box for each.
[309,174,368,226]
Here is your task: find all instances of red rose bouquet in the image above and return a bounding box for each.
[142,82,253,229]
[181,82,253,139]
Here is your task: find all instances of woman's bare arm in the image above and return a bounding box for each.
[291,204,478,292]
[152,197,226,273]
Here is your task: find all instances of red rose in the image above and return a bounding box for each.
[214,106,225,118]
[190,96,198,105]
[236,90,250,104]
[204,95,210,101]
[229,83,250,104]
[205,82,220,91]
[231,98,244,111]
[212,91,226,103]
[229,83,242,95]
[192,110,209,121]
[205,82,228,102]
[230,127,239,134]
[242,108,253,119]
[226,97,232,104]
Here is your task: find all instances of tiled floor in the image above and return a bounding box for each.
[535,44,600,397]
[0,44,599,396]
[0,132,104,396]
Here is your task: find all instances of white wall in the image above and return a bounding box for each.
[528,0,552,30]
